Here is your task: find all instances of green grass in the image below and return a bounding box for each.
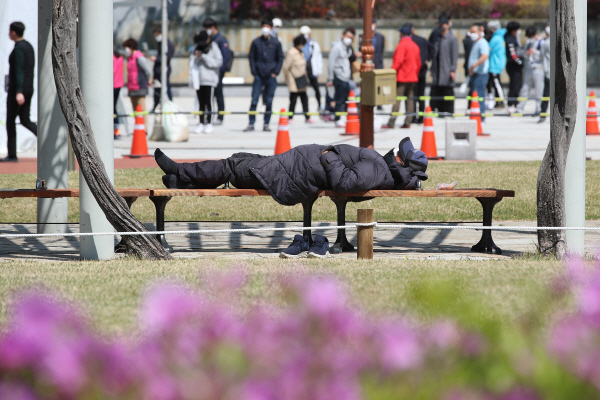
[1,160,599,223]
[0,258,565,336]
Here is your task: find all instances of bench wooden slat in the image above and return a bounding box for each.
[0,189,151,198]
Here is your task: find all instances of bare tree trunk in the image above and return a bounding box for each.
[52,0,172,260]
[537,0,578,259]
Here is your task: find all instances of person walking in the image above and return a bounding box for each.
[190,30,223,134]
[486,20,507,109]
[505,21,523,113]
[382,25,421,129]
[3,22,37,162]
[113,47,124,139]
[539,23,551,123]
[244,19,283,132]
[283,35,311,123]
[407,23,432,124]
[467,23,489,122]
[123,38,152,133]
[517,26,545,116]
[430,15,458,114]
[150,28,174,111]
[203,18,230,126]
[327,27,357,128]
[299,25,323,112]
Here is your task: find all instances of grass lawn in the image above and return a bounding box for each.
[2,160,600,224]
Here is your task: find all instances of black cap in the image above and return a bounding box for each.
[400,25,412,35]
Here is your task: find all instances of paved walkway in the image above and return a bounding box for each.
[1,221,599,261]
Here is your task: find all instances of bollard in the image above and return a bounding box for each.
[357,209,374,260]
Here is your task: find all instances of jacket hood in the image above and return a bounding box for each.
[493,28,507,38]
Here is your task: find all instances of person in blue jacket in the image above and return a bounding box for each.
[243,19,283,132]
[203,18,230,126]
[486,20,507,109]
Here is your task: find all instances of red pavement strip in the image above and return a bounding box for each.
[0,158,205,175]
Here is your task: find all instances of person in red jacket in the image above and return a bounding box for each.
[383,24,421,129]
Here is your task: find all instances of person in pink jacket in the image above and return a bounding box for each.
[113,47,124,139]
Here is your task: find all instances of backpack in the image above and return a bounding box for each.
[216,35,234,72]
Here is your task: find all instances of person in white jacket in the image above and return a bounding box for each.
[190,30,223,134]
[299,25,323,111]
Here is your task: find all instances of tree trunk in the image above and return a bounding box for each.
[536,0,578,259]
[52,0,172,260]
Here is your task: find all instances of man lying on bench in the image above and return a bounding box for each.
[154,137,428,258]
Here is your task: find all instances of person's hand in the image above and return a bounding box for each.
[271,73,277,78]
[449,71,456,81]
[148,79,154,86]
[355,51,362,58]
[469,65,476,75]
[194,50,201,57]
[16,93,25,106]
[326,81,333,87]
[149,55,157,62]
[322,150,329,154]
[526,48,535,56]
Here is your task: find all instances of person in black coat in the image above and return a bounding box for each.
[154,138,428,207]
[504,21,523,111]
[359,19,385,70]
[150,28,175,111]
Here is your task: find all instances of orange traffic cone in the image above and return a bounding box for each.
[469,91,488,137]
[274,109,292,155]
[124,105,152,158]
[341,90,360,136]
[587,91,600,135]
[421,106,441,160]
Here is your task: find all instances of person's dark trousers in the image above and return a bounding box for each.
[506,64,523,107]
[113,87,121,126]
[197,86,215,124]
[487,73,506,108]
[333,77,350,122]
[430,85,454,114]
[152,69,173,111]
[540,77,550,114]
[308,76,321,109]
[289,92,309,121]
[215,71,225,121]
[178,159,230,186]
[414,69,427,123]
[249,75,278,127]
[6,91,37,159]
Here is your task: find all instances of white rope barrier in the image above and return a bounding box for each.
[1,222,600,239]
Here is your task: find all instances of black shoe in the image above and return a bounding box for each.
[307,235,330,258]
[0,156,18,162]
[154,149,178,175]
[279,234,310,259]
[263,126,271,132]
[415,118,424,124]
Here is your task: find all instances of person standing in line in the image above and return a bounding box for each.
[467,23,490,122]
[123,38,153,133]
[359,18,385,70]
[430,15,458,114]
[327,27,357,128]
[407,23,433,124]
[113,47,124,139]
[382,25,421,129]
[203,18,230,126]
[190,30,223,134]
[272,18,283,43]
[463,27,474,84]
[283,35,311,123]
[428,12,451,48]
[3,22,37,162]
[504,21,523,113]
[516,26,545,116]
[244,19,283,132]
[539,23,551,123]
[150,28,174,111]
[299,25,323,112]
[486,20,507,109]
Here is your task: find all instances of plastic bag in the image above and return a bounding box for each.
[436,180,458,190]
[150,100,190,142]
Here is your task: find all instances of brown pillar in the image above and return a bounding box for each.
[359,0,375,149]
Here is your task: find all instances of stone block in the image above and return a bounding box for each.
[445,120,477,160]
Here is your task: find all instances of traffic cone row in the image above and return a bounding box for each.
[587,91,600,135]
[274,108,292,154]
[124,105,152,158]
[469,91,488,137]
[420,106,441,160]
[341,90,360,136]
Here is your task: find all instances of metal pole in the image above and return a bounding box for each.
[564,0,587,255]
[359,0,375,149]
[78,0,114,260]
[37,0,68,234]
[160,0,168,112]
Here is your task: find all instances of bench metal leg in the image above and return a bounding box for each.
[471,197,502,255]
[330,197,355,254]
[150,196,173,253]
[115,197,138,254]
[301,196,318,246]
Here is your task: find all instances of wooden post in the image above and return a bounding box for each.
[357,209,374,259]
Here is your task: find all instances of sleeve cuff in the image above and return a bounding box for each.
[321,151,339,166]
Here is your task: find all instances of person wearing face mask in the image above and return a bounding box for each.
[358,19,385,70]
[244,19,284,132]
[430,15,458,114]
[327,27,357,128]
[486,20,507,110]
[539,24,551,123]
[516,26,544,116]
[123,38,153,133]
[271,18,283,43]
[467,23,489,122]
[203,18,230,126]
[283,35,311,123]
[149,28,174,112]
[299,26,323,112]
[504,21,524,113]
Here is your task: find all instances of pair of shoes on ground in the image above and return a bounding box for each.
[194,123,214,134]
[280,234,330,259]
[243,125,271,132]
[335,121,345,128]
[381,124,410,129]
[0,156,18,162]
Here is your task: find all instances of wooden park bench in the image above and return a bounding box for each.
[0,188,515,255]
